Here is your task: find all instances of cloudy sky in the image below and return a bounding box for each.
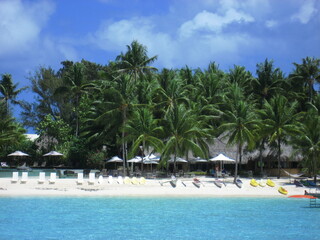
[1,0,319,115]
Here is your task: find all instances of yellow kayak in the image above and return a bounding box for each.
[278,187,288,195]
[250,179,259,187]
[131,177,139,185]
[266,179,275,187]
[124,176,131,184]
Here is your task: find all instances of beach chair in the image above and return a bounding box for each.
[11,172,19,183]
[1,162,9,168]
[108,176,113,184]
[20,172,28,184]
[77,173,84,185]
[124,176,131,184]
[139,177,146,185]
[117,176,123,184]
[33,162,39,168]
[49,172,56,184]
[40,161,47,168]
[38,172,46,184]
[88,172,96,185]
[98,175,104,184]
[131,177,139,185]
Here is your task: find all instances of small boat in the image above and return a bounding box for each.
[250,179,259,187]
[213,180,223,188]
[301,180,317,187]
[289,195,316,199]
[235,179,242,188]
[294,180,304,187]
[192,178,201,188]
[266,179,275,187]
[170,179,177,188]
[278,187,288,195]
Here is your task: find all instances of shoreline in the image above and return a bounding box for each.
[0,177,311,198]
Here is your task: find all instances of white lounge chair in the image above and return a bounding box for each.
[88,172,96,185]
[38,172,46,184]
[98,175,104,184]
[11,172,19,183]
[20,172,28,184]
[108,176,113,184]
[77,173,84,185]
[49,172,56,184]
[117,176,123,184]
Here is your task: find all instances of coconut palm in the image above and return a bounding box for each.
[161,104,209,174]
[219,99,258,183]
[123,108,164,172]
[292,109,320,182]
[259,95,301,178]
[116,40,158,83]
[291,57,320,102]
[0,74,27,115]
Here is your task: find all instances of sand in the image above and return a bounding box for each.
[0,176,310,198]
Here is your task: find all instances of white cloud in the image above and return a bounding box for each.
[0,0,55,56]
[291,0,318,24]
[265,20,277,28]
[178,9,254,38]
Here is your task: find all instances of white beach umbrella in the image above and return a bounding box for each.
[190,157,208,163]
[143,153,160,161]
[43,151,63,156]
[127,156,142,163]
[8,151,29,157]
[168,157,188,163]
[107,156,123,163]
[209,153,235,163]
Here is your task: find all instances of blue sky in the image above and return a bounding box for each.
[1,0,319,122]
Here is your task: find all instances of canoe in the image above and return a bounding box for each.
[235,179,242,188]
[192,178,201,188]
[213,180,222,188]
[278,187,288,195]
[170,179,177,188]
[266,179,275,187]
[289,195,316,199]
[250,179,259,187]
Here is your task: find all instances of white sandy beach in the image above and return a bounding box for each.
[0,176,310,198]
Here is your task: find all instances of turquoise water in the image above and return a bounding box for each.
[0,197,319,240]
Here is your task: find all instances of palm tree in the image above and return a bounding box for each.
[123,108,164,172]
[115,40,158,82]
[259,95,301,178]
[219,99,258,183]
[55,62,93,136]
[0,74,27,115]
[161,104,209,174]
[291,57,320,102]
[292,109,320,182]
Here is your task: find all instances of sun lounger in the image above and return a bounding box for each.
[1,162,9,168]
[124,176,131,184]
[49,172,56,184]
[98,175,104,184]
[38,172,46,184]
[139,177,146,185]
[77,173,84,185]
[108,176,113,184]
[20,172,28,184]
[131,177,139,185]
[33,162,39,167]
[117,176,123,184]
[88,173,96,185]
[11,172,19,183]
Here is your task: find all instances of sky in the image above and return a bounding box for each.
[0,0,319,124]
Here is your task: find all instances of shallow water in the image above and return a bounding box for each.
[0,197,319,240]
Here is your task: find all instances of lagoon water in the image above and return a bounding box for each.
[0,197,319,240]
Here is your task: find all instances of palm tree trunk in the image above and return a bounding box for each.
[277,138,281,179]
[234,144,240,183]
[313,152,317,183]
[122,107,128,176]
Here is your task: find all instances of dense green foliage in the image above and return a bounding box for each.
[1,41,319,179]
